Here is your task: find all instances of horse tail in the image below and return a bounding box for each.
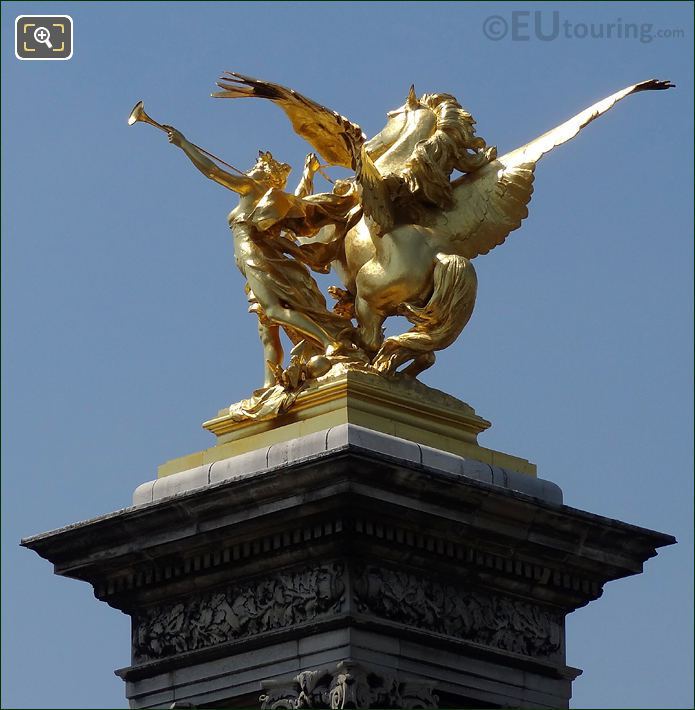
[374,254,477,373]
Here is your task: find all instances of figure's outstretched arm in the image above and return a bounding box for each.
[294,153,321,197]
[165,126,258,196]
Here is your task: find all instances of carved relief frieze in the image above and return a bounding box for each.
[133,563,344,662]
[353,565,562,658]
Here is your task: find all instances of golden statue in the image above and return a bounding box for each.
[129,76,673,421]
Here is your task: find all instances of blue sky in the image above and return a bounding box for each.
[1,2,693,708]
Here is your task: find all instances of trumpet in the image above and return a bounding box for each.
[127,100,335,184]
[127,100,166,131]
[127,100,245,175]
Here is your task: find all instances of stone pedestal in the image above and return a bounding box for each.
[22,377,675,708]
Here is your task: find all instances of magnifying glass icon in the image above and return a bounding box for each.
[33,26,53,49]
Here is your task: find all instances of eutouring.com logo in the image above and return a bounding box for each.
[482,11,685,44]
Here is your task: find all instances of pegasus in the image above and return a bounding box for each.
[213,73,673,378]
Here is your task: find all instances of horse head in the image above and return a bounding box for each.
[364,88,495,215]
[365,86,438,174]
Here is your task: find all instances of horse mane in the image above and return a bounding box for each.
[395,93,497,215]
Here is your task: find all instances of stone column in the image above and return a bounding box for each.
[22,374,675,708]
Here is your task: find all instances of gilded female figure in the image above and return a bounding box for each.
[163,127,360,389]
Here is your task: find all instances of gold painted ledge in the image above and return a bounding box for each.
[158,369,536,478]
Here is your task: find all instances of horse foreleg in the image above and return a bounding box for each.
[354,295,385,354]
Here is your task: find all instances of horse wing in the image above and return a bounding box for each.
[213,72,362,168]
[438,79,673,259]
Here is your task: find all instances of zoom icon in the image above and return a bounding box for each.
[15,15,72,60]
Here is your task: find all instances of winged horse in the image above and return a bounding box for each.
[213,74,673,378]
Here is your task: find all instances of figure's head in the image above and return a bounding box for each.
[248,150,291,189]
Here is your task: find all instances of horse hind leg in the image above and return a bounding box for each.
[373,254,477,376]
[371,341,434,377]
[402,351,436,378]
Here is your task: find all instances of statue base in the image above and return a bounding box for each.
[159,367,536,478]
[22,406,674,708]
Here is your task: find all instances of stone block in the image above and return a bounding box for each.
[419,444,463,475]
[150,465,209,501]
[286,429,331,462]
[460,457,495,484]
[328,423,421,464]
[208,447,269,485]
[132,480,155,506]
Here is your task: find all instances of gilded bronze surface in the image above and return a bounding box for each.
[130,75,672,421]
